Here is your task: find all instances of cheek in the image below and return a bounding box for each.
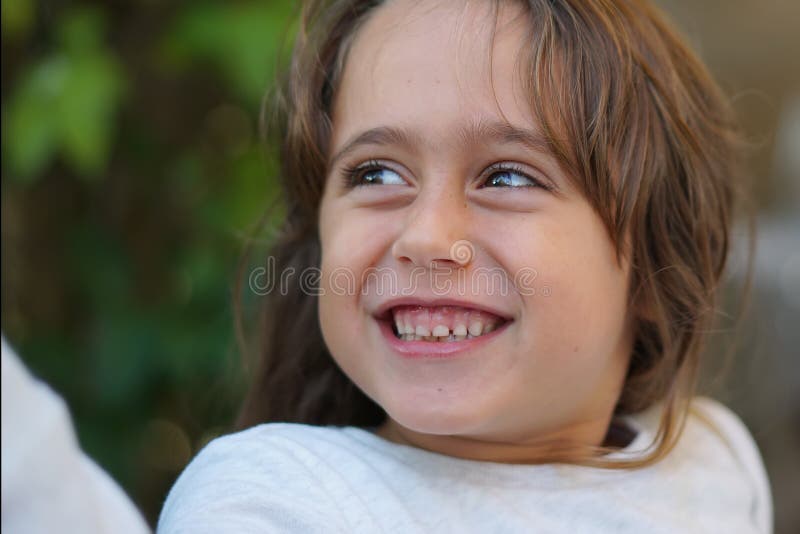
[320,200,393,268]
[317,200,388,365]
[318,266,364,386]
[318,199,357,363]
[510,209,630,357]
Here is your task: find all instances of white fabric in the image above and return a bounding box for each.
[1,337,151,534]
[158,396,772,534]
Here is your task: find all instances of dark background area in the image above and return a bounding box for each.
[2,0,798,531]
[2,0,294,524]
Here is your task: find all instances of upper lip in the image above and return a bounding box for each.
[372,297,514,322]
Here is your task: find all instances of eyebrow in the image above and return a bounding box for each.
[327,119,556,169]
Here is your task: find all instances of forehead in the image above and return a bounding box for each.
[330,0,536,153]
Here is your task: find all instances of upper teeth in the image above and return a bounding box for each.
[391,305,504,341]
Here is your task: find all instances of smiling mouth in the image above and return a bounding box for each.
[382,304,511,343]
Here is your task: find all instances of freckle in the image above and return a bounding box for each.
[437,387,443,392]
[573,346,579,352]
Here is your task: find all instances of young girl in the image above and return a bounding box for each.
[158,0,772,532]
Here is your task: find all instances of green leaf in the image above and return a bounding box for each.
[55,8,125,179]
[1,7,125,183]
[162,2,296,106]
[57,52,125,178]
[2,57,68,181]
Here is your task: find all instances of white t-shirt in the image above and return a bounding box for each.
[1,337,151,534]
[157,397,772,533]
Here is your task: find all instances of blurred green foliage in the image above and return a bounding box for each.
[2,0,296,525]
[4,7,125,180]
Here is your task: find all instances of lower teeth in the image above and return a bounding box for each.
[395,332,478,342]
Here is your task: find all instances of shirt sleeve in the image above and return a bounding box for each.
[1,336,151,534]
[156,428,351,534]
[692,396,774,534]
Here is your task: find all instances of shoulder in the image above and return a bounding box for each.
[621,396,773,533]
[687,397,770,486]
[2,338,150,534]
[688,398,763,460]
[168,421,349,471]
[157,423,354,534]
[686,397,773,533]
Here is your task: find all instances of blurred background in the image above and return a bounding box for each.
[1,0,798,531]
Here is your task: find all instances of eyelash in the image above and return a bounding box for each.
[340,160,552,191]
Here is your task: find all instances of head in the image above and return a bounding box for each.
[238,0,743,468]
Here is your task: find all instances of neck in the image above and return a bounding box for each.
[373,416,635,464]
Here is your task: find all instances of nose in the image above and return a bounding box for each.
[391,183,473,269]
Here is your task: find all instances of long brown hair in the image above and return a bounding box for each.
[235,0,750,469]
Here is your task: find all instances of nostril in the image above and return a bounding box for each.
[391,236,468,271]
[430,259,459,270]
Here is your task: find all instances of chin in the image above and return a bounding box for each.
[385,398,490,436]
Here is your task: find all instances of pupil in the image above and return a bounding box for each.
[491,172,511,186]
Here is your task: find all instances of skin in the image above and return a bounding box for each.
[317,0,635,463]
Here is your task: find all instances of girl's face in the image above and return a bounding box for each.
[318,0,634,458]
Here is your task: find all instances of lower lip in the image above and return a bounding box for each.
[376,318,512,359]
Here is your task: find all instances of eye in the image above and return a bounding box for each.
[341,160,406,188]
[481,163,549,190]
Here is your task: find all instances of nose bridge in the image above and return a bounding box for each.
[393,178,470,267]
